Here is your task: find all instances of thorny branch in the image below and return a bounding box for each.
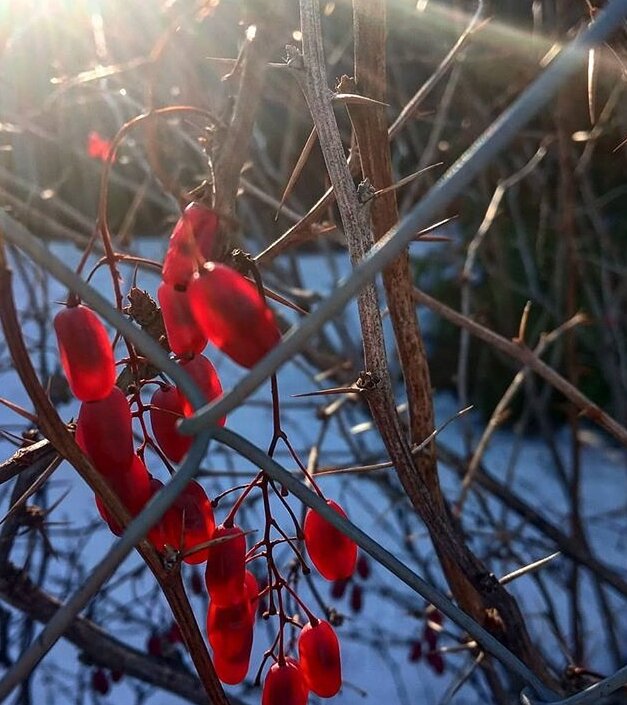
[297,0,557,689]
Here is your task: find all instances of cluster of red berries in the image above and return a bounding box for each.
[408,607,446,675]
[90,667,123,696]
[54,202,360,702]
[330,552,371,614]
[147,621,185,660]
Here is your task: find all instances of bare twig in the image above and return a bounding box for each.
[414,289,627,446]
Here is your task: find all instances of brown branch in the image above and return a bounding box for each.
[255,2,484,264]
[347,0,556,686]
[296,0,556,688]
[0,563,231,705]
[0,440,56,487]
[212,0,287,250]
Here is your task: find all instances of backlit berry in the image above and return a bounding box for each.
[176,480,216,564]
[187,262,280,368]
[427,651,445,675]
[207,599,253,662]
[178,354,225,421]
[150,385,191,463]
[54,304,115,401]
[298,620,342,697]
[262,658,309,705]
[146,478,214,561]
[213,649,251,686]
[94,454,152,535]
[350,584,363,613]
[158,282,207,356]
[304,500,357,581]
[76,387,134,475]
[356,553,371,580]
[205,524,246,606]
[330,578,349,600]
[162,203,219,288]
[408,640,422,663]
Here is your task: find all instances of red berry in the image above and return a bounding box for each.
[427,651,445,675]
[330,578,349,600]
[213,649,250,686]
[205,524,247,606]
[187,262,280,368]
[244,571,259,614]
[303,500,357,581]
[94,455,152,535]
[147,633,163,657]
[158,282,207,356]
[150,385,191,463]
[177,480,216,564]
[423,625,438,651]
[76,387,134,476]
[166,621,184,645]
[207,599,253,662]
[54,305,115,401]
[189,568,204,595]
[183,203,220,261]
[298,620,342,697]
[262,658,309,705]
[91,668,110,695]
[356,553,371,580]
[146,478,214,561]
[178,354,225,421]
[350,583,363,613]
[162,204,219,288]
[144,476,181,550]
[110,669,124,683]
[408,640,422,662]
[87,131,114,162]
[206,572,258,684]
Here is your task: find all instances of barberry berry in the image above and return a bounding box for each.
[303,500,357,581]
[54,304,115,401]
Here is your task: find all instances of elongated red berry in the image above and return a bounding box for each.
[244,571,259,614]
[213,649,250,686]
[76,387,134,475]
[54,304,115,401]
[187,262,280,368]
[177,480,216,564]
[356,553,370,580]
[145,476,184,551]
[303,500,357,581]
[262,658,309,705]
[91,669,110,695]
[162,203,219,288]
[207,599,253,662]
[146,478,215,561]
[205,524,246,606]
[178,354,225,421]
[427,651,445,675]
[94,455,152,535]
[150,385,191,463]
[157,282,207,356]
[298,620,342,697]
[350,584,363,613]
[184,202,220,261]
